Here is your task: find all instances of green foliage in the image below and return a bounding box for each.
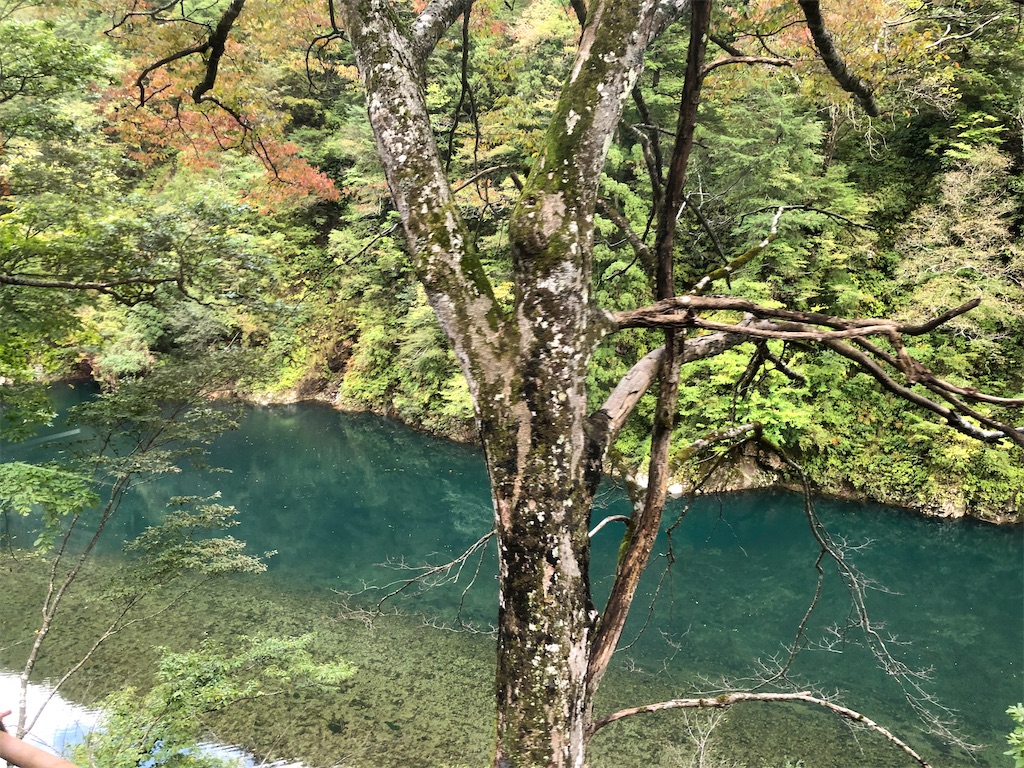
[1007,703,1024,768]
[113,494,269,594]
[0,0,1019,523]
[71,635,355,768]
[0,18,108,143]
[0,461,97,548]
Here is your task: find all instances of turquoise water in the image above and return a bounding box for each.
[3,393,1022,766]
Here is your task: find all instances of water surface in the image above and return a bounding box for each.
[2,395,1021,767]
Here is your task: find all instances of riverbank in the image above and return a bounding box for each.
[244,381,1022,525]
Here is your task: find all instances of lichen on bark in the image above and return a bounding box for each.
[338,0,692,764]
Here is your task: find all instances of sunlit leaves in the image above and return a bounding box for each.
[0,18,108,143]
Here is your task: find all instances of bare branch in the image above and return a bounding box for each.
[192,0,247,103]
[690,317,907,341]
[371,531,495,612]
[628,86,664,206]
[337,223,400,267]
[739,203,875,232]
[452,164,515,194]
[610,296,1023,446]
[590,691,933,768]
[614,294,981,333]
[823,338,1024,447]
[797,0,881,117]
[444,4,474,172]
[702,54,791,76]
[852,337,1024,406]
[588,515,630,538]
[0,273,180,291]
[925,13,1003,49]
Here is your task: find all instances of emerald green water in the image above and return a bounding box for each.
[3,394,1022,767]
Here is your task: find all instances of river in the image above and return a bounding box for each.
[1,392,1021,767]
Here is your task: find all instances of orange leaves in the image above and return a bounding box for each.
[713,0,959,119]
[100,0,339,209]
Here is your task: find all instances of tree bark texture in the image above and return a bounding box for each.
[338,0,688,764]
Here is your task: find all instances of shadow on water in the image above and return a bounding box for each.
[2,394,1021,767]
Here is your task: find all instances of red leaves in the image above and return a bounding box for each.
[101,0,339,209]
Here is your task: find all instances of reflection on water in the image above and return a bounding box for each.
[2,395,1022,767]
[0,673,96,755]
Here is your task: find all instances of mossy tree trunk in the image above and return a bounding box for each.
[339,0,690,764]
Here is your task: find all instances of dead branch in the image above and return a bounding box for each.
[702,55,791,76]
[739,203,875,232]
[614,294,981,333]
[611,295,1022,445]
[371,531,495,612]
[690,317,909,341]
[452,164,515,193]
[589,515,630,538]
[709,33,744,57]
[762,345,806,385]
[590,691,932,767]
[823,338,1024,447]
[852,337,1024,406]
[754,441,979,752]
[925,14,1004,49]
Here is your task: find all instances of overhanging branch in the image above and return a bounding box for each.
[590,691,933,767]
[798,0,880,117]
[613,295,981,333]
[610,298,1023,446]
[0,273,184,304]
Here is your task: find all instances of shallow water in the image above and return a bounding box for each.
[2,393,1021,767]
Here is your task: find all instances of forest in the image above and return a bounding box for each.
[0,1,1022,767]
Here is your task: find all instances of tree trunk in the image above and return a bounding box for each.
[338,0,689,764]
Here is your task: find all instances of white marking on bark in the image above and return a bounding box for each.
[566,109,581,135]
